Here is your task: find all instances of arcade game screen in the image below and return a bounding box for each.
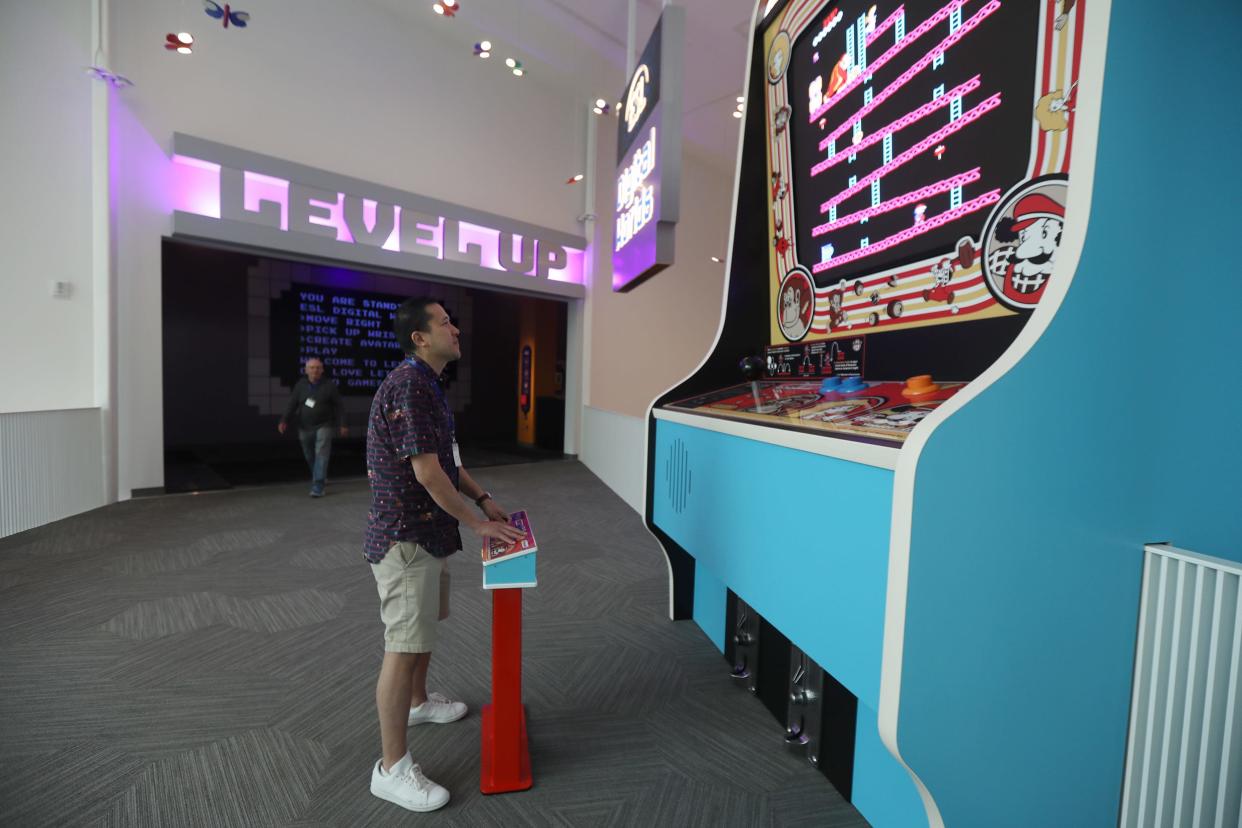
[666,0,1085,446]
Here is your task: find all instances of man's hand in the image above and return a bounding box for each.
[338,426,349,438]
[481,499,508,523]
[277,422,287,434]
[476,520,525,543]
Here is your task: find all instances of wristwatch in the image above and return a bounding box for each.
[475,492,492,507]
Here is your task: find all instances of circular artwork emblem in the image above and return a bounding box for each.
[980,175,1069,310]
[777,267,814,342]
[768,30,792,84]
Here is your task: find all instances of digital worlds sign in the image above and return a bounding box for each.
[612,5,684,292]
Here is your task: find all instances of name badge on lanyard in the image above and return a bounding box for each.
[452,441,462,467]
[304,398,316,408]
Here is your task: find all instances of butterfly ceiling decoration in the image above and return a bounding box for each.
[204,1,250,28]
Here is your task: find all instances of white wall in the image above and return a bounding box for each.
[107,0,593,496]
[0,0,97,413]
[577,123,734,508]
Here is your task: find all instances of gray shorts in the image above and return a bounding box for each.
[371,542,451,653]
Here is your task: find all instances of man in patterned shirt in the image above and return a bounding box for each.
[365,297,525,813]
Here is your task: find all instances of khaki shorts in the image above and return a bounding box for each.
[371,541,451,653]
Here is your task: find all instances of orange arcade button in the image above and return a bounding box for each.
[902,374,941,399]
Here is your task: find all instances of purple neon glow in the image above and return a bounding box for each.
[866,5,904,46]
[457,222,502,271]
[815,75,981,168]
[818,92,1001,211]
[809,0,971,123]
[811,189,1000,274]
[244,171,289,230]
[811,168,981,237]
[171,155,221,218]
[549,247,586,283]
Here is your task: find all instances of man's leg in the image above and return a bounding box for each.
[297,429,316,473]
[376,651,430,769]
[311,426,333,492]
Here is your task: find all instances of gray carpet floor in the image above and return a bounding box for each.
[0,461,868,827]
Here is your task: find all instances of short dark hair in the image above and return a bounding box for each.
[393,297,443,355]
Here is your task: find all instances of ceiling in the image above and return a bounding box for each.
[372,0,760,169]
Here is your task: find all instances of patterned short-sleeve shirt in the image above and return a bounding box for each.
[363,358,462,563]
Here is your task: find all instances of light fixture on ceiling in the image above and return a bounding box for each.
[506,58,524,76]
[433,0,458,17]
[473,40,491,58]
[734,97,745,119]
[566,173,585,184]
[710,256,723,263]
[592,97,611,115]
[165,32,193,54]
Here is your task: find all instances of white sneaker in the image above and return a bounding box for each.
[370,753,450,813]
[408,691,468,726]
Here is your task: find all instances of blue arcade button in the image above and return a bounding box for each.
[838,376,867,393]
[818,376,843,393]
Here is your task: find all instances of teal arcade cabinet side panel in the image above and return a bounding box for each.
[880,1,1242,826]
[651,419,894,706]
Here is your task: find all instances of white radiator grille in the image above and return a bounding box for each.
[0,408,105,538]
[1122,544,1242,828]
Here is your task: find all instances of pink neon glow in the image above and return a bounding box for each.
[811,189,999,274]
[815,74,981,168]
[170,155,221,218]
[382,206,403,252]
[549,247,586,284]
[819,93,1000,211]
[306,192,351,243]
[809,0,977,123]
[244,171,289,230]
[457,222,502,271]
[811,167,980,237]
[866,5,904,46]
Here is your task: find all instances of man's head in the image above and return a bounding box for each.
[394,297,460,369]
[304,357,325,383]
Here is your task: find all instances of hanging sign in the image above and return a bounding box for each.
[612,5,684,292]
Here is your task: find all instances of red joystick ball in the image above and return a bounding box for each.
[739,356,766,381]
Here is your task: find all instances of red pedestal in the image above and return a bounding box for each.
[480,588,532,793]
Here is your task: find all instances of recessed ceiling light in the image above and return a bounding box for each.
[505,57,516,68]
[433,3,444,13]
[732,110,743,118]
[177,46,192,54]
[177,32,194,45]
[595,98,606,108]
[710,256,722,263]
[513,67,524,76]
[737,96,745,103]
[592,107,603,114]
[480,40,492,51]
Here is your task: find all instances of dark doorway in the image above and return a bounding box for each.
[161,240,568,494]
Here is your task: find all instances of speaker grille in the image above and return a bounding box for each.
[665,438,692,514]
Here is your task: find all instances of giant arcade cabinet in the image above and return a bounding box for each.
[640,1,1242,826]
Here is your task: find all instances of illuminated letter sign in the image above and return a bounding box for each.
[169,134,586,299]
[612,6,684,292]
[625,65,651,133]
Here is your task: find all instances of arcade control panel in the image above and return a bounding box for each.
[664,372,960,445]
